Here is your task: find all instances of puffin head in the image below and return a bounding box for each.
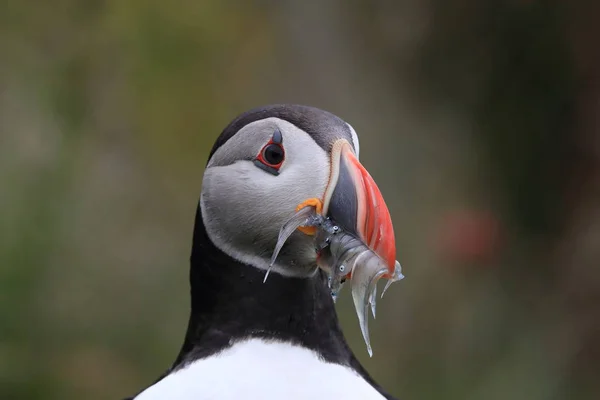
[200,104,397,282]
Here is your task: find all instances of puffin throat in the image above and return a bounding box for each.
[178,205,355,367]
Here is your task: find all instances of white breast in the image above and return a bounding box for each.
[135,338,386,400]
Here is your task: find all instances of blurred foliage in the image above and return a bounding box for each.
[420,1,575,236]
[1,1,599,400]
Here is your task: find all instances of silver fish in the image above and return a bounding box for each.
[269,205,404,356]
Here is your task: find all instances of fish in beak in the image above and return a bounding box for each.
[269,139,403,356]
[322,140,398,276]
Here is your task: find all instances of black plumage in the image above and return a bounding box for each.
[126,105,397,400]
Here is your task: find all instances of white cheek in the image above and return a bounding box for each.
[201,155,329,274]
[200,118,332,275]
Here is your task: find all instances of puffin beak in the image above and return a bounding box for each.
[272,138,403,355]
[321,140,397,277]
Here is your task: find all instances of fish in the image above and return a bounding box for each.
[268,204,404,356]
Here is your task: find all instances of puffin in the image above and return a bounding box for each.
[126,104,402,400]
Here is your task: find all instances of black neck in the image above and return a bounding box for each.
[171,205,352,367]
[161,205,393,399]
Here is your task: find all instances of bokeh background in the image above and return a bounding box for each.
[1,1,599,399]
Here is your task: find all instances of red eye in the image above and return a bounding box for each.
[254,130,285,175]
[260,143,285,167]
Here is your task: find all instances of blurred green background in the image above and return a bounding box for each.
[1,1,599,399]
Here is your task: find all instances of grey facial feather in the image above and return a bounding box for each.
[201,114,362,278]
[201,118,331,277]
[207,121,275,168]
